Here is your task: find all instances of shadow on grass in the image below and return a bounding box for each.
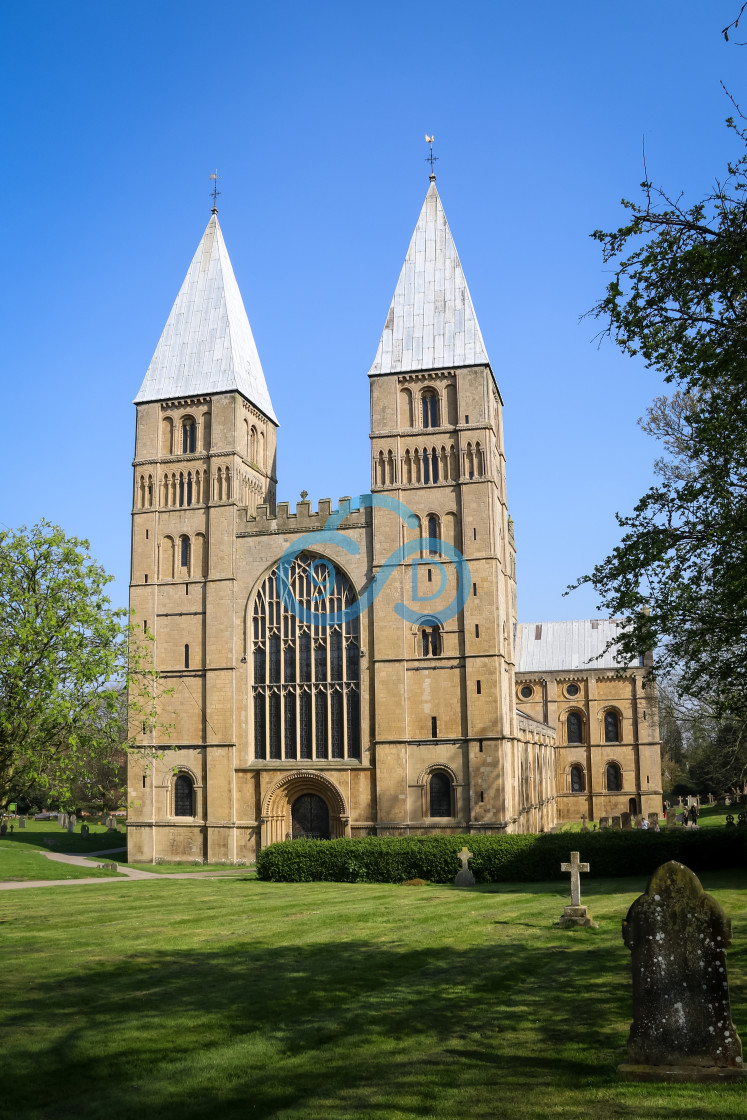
[0,829,125,855]
[4,915,741,1120]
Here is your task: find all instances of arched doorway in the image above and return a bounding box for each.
[261,770,350,847]
[628,796,637,815]
[291,793,330,839]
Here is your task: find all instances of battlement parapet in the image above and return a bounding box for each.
[239,496,370,536]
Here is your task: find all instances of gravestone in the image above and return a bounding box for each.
[666,807,678,828]
[678,796,683,806]
[611,815,622,830]
[647,813,659,830]
[557,851,595,928]
[80,824,90,838]
[581,813,588,831]
[618,861,745,1081]
[66,819,74,833]
[19,817,26,829]
[708,793,715,805]
[621,812,632,831]
[60,813,68,829]
[453,846,475,888]
[725,814,736,828]
[57,813,64,826]
[70,814,76,828]
[599,817,610,829]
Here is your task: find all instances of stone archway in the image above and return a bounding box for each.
[261,770,350,848]
[291,793,330,839]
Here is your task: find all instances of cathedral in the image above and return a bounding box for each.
[127,174,663,863]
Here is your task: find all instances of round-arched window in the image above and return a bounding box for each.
[566,712,584,744]
[520,685,533,700]
[174,774,194,817]
[606,762,622,792]
[182,418,196,454]
[422,390,440,429]
[570,765,585,793]
[565,683,580,698]
[604,710,620,743]
[429,772,452,817]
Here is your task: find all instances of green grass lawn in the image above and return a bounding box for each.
[90,855,253,874]
[0,842,119,881]
[1,871,746,1119]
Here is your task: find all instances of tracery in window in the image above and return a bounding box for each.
[252,554,360,761]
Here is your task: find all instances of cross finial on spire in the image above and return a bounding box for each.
[425,135,438,181]
[209,170,221,214]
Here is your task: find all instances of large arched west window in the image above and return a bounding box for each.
[429,771,452,817]
[566,711,584,744]
[174,774,194,817]
[604,710,621,743]
[252,553,361,762]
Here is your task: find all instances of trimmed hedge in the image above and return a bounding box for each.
[255,829,747,884]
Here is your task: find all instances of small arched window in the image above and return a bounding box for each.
[566,711,584,744]
[422,390,440,429]
[184,643,190,669]
[174,774,194,817]
[427,515,440,556]
[420,624,441,657]
[570,765,585,793]
[182,418,196,454]
[180,536,190,570]
[606,762,622,792]
[429,771,451,817]
[604,710,620,743]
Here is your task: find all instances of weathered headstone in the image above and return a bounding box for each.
[66,819,74,833]
[581,813,588,831]
[70,814,76,828]
[454,846,475,888]
[647,813,659,830]
[621,812,632,831]
[19,817,26,829]
[599,816,610,830]
[80,824,90,838]
[678,796,684,806]
[558,851,595,928]
[666,807,678,828]
[708,793,715,805]
[611,815,622,830]
[618,861,745,1082]
[60,813,68,828]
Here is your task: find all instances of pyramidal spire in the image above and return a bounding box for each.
[135,214,277,422]
[369,181,490,376]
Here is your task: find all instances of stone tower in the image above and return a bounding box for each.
[129,211,278,861]
[367,176,528,832]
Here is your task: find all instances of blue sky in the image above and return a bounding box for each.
[1,1,743,620]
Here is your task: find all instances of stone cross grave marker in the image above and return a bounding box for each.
[558,851,595,927]
[581,813,588,831]
[618,861,745,1082]
[454,846,476,888]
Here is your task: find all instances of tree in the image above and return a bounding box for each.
[573,122,747,720]
[0,521,165,809]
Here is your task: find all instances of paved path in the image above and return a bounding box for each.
[0,848,253,891]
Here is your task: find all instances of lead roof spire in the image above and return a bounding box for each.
[368,179,490,377]
[134,214,277,421]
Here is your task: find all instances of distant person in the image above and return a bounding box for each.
[641,817,649,830]
[690,804,698,826]
[9,823,13,834]
[682,807,689,826]
[652,818,660,832]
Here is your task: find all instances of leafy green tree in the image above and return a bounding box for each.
[0,521,164,809]
[574,123,747,719]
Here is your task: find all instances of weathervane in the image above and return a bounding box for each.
[210,170,221,213]
[425,135,438,179]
